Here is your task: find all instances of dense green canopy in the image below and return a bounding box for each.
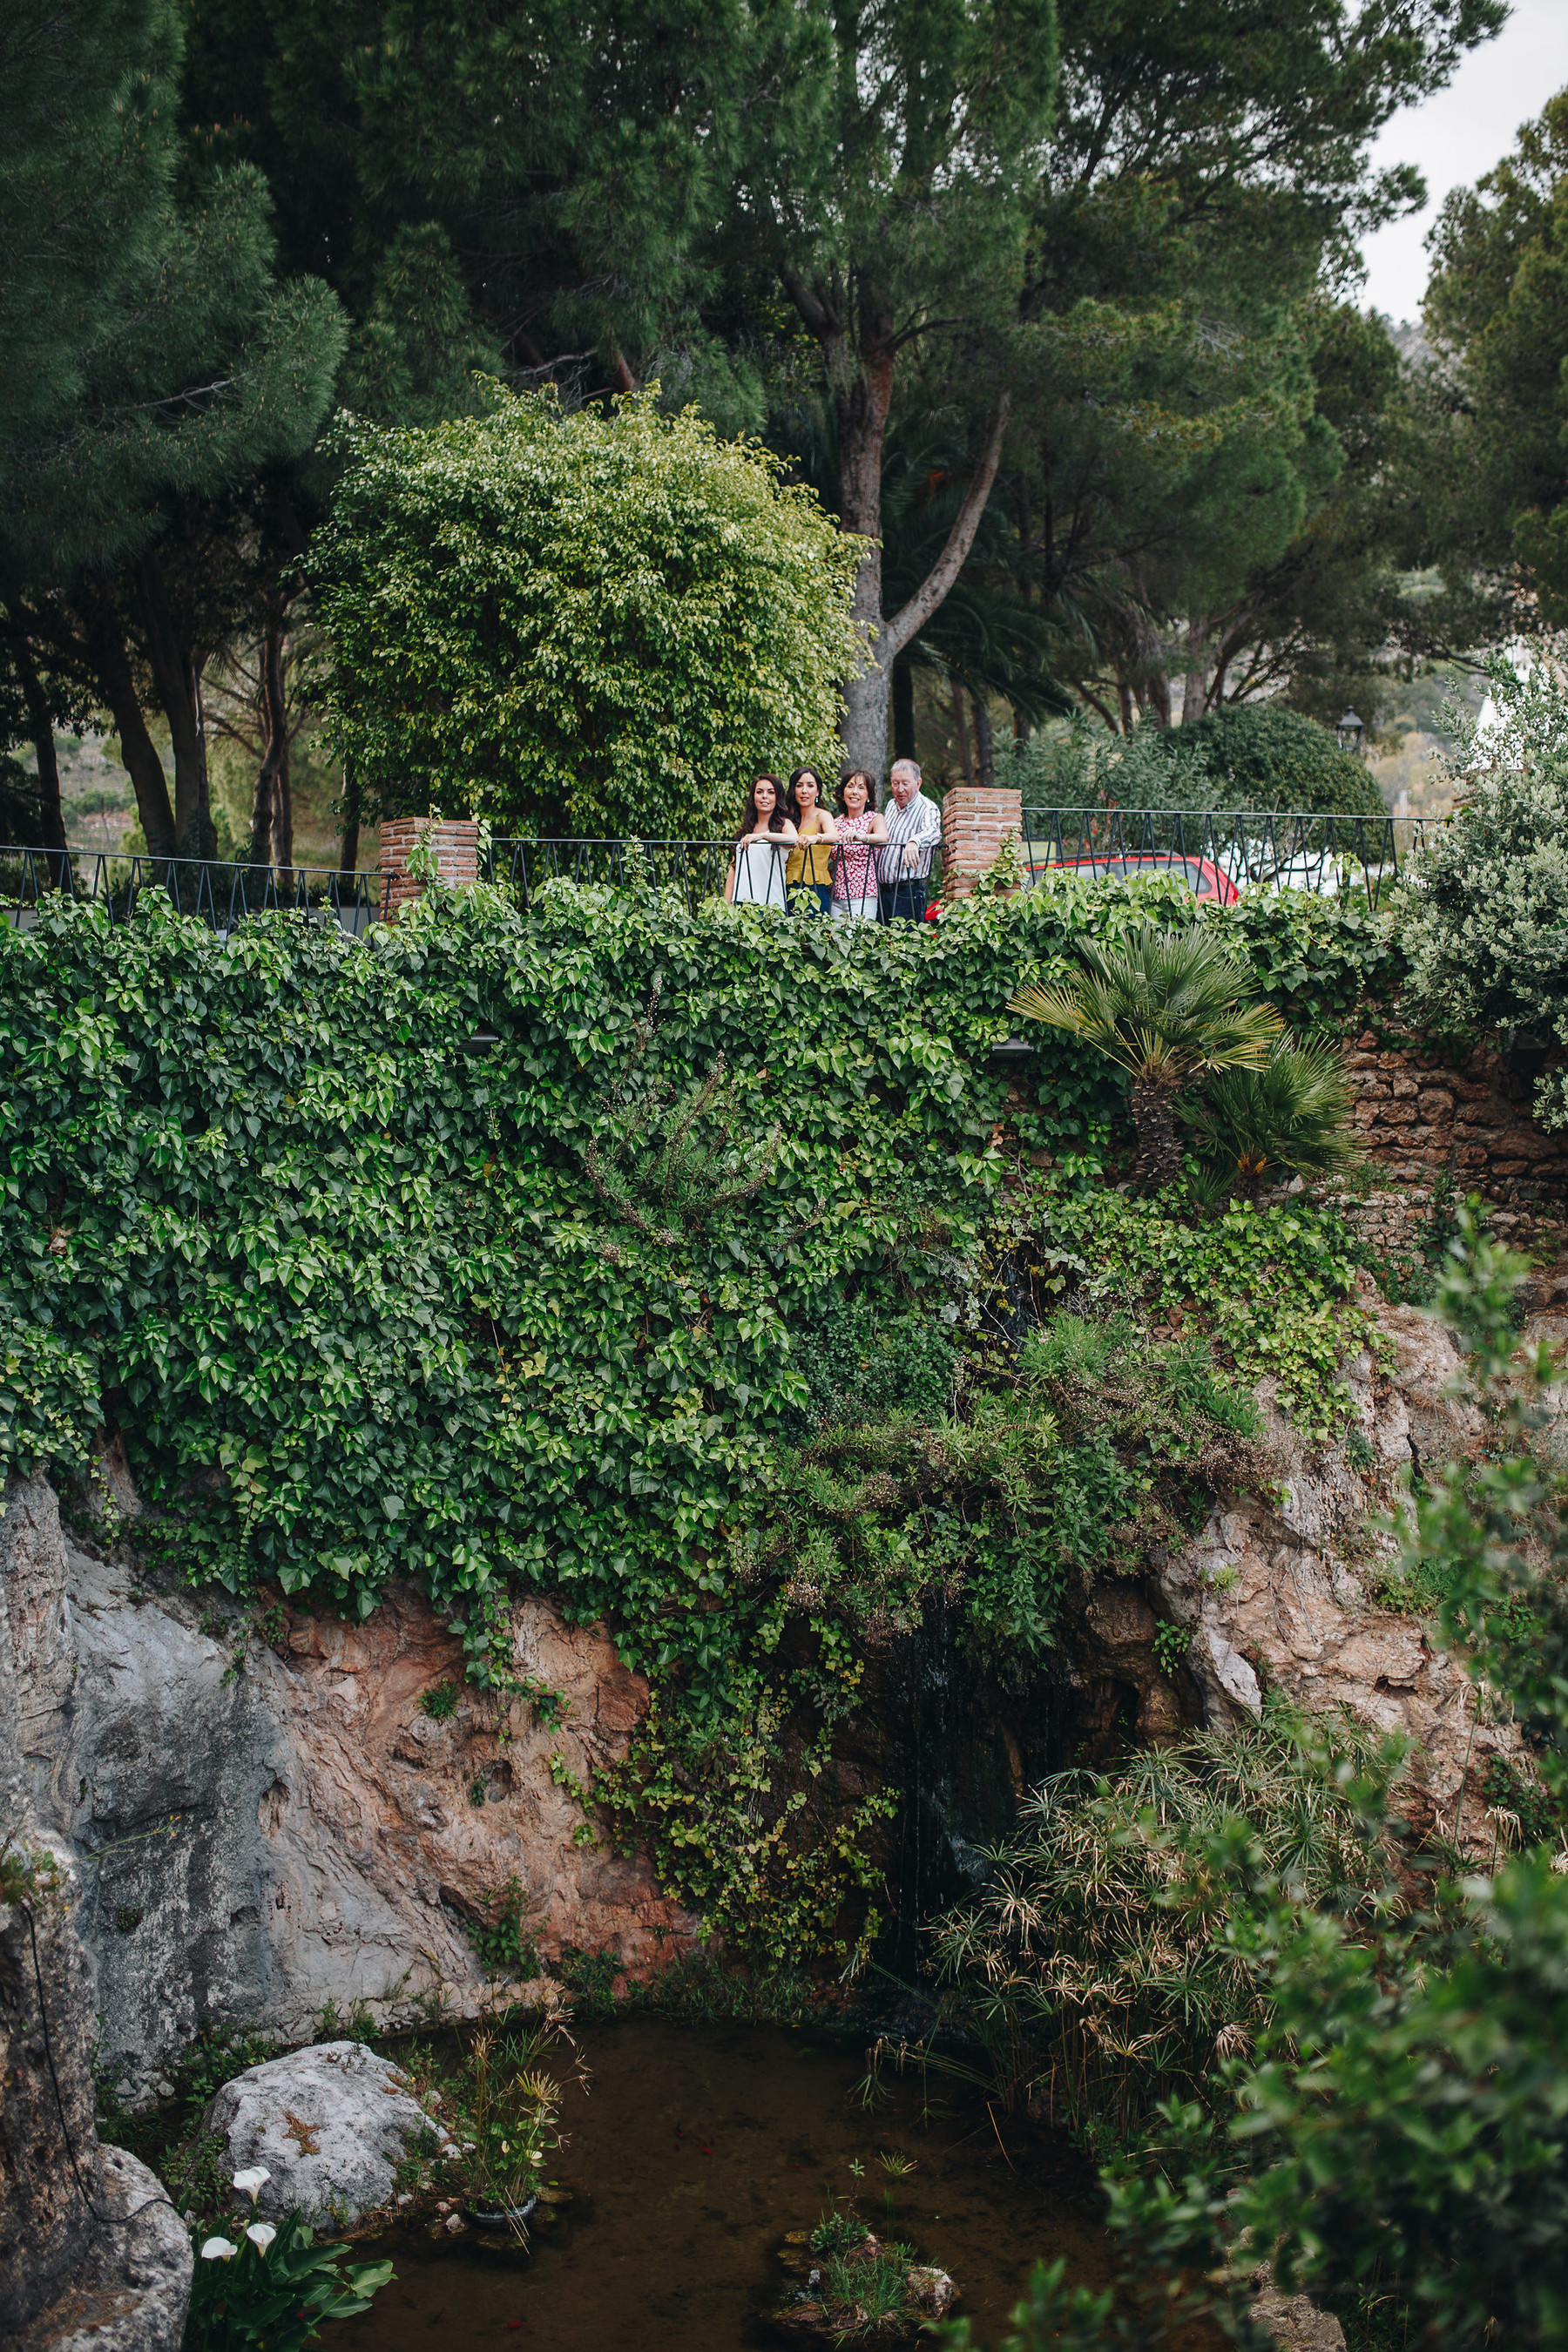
[314,391,862,838]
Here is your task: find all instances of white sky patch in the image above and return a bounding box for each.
[1359,0,1568,327]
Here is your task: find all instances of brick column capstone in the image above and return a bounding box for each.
[380,817,481,922]
[939,787,1023,901]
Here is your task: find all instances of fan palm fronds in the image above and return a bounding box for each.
[1182,1037,1361,1201]
[1009,924,1282,1189]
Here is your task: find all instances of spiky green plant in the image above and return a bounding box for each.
[1180,1037,1360,1201]
[1008,925,1281,1189]
[919,1713,1394,2142]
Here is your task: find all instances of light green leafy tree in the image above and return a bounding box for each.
[314,387,863,840]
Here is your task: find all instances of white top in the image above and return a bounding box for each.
[733,835,790,907]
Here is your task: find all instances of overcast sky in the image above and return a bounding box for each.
[1359,0,1568,325]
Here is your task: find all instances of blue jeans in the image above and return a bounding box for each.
[879,878,928,923]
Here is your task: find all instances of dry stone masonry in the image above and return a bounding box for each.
[1345,1034,1568,1202]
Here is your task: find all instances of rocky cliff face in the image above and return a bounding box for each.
[1149,1293,1529,1854]
[0,1281,1540,2105]
[0,1476,700,2099]
[1,1484,191,2349]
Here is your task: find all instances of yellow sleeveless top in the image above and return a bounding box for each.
[786,825,835,887]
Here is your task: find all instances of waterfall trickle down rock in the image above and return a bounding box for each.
[875,1591,1069,1988]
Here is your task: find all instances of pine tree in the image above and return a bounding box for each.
[0,0,345,858]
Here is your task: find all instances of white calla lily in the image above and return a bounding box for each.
[230,2167,271,2201]
[246,2222,277,2251]
[199,2237,239,2261]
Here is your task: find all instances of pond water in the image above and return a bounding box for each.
[334,2017,1203,2349]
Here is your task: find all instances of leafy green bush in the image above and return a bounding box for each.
[1400,659,1568,1110]
[1001,704,1384,815]
[1220,887,1404,1036]
[781,1301,957,1435]
[1173,702,1385,814]
[0,870,1206,1667]
[314,386,862,839]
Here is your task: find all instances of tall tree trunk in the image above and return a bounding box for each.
[1144,667,1172,730]
[337,759,362,886]
[841,388,1010,781]
[1180,617,1209,726]
[892,659,916,760]
[1131,1077,1182,1191]
[952,685,974,785]
[78,588,176,858]
[16,639,68,878]
[781,260,1012,786]
[974,694,995,787]
[1117,677,1136,735]
[133,551,215,856]
[250,624,292,882]
[832,288,896,784]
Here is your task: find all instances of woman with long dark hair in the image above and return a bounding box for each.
[725,773,796,908]
[830,769,886,922]
[784,766,837,914]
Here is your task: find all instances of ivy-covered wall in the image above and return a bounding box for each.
[0,875,1405,1646]
[1,875,1416,1959]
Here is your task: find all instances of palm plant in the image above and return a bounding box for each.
[1182,1036,1360,1201]
[1008,924,1282,1190]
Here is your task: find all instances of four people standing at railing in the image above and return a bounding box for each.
[725,760,940,918]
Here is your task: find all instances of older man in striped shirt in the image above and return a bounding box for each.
[878,759,942,922]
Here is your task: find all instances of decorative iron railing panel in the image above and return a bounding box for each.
[0,848,391,931]
[1017,807,1439,911]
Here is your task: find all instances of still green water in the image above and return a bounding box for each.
[333,2017,1204,2349]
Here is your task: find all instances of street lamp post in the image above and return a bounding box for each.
[1335,707,1366,756]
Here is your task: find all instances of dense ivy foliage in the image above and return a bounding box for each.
[0,874,1406,1955]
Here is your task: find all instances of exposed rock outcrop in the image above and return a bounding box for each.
[3,1484,192,2349]
[1151,1294,1528,1854]
[16,2148,192,2352]
[199,2041,439,2226]
[0,1474,700,2099]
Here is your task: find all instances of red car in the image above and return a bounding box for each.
[1026,851,1240,905]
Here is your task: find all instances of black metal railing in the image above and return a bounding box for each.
[1,847,391,932]
[1017,807,1439,911]
[2,807,1433,933]
[480,835,943,916]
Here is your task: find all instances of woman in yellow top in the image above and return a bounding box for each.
[784,767,838,913]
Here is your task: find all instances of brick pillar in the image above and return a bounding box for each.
[380,817,481,922]
[940,787,1023,901]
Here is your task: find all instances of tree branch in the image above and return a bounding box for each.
[882,393,1011,661]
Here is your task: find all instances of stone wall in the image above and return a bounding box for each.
[1345,1034,1568,1206]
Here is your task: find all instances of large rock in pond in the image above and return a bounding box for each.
[199,2041,439,2225]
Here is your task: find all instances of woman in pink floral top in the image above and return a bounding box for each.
[830,769,888,922]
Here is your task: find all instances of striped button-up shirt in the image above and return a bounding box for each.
[881,788,942,881]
